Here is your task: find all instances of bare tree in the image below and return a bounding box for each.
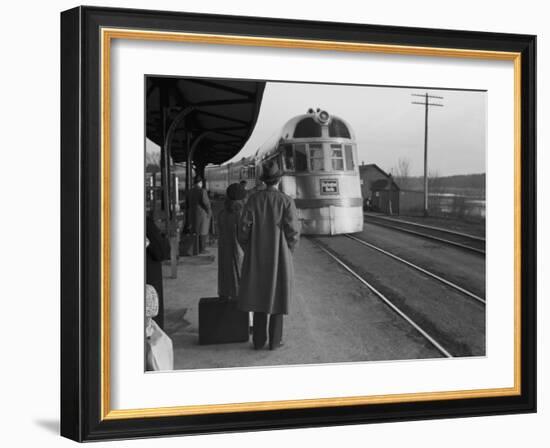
[393,157,411,190]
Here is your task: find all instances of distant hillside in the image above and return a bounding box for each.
[396,173,486,197]
[431,173,485,189]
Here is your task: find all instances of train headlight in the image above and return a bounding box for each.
[318,110,330,124]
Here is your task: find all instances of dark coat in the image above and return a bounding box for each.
[187,186,211,235]
[237,187,300,315]
[217,201,244,298]
[146,217,170,329]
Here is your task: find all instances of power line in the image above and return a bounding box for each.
[411,92,445,216]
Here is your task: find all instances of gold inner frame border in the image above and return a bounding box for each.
[99,27,522,421]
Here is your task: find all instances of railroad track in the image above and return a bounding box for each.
[308,235,486,358]
[344,234,485,305]
[363,214,486,255]
[308,236,453,358]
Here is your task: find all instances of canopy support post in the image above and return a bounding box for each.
[162,106,195,277]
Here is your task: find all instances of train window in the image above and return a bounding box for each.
[330,144,344,171]
[345,145,355,171]
[309,143,325,171]
[294,144,307,172]
[294,117,322,138]
[328,118,351,138]
[282,144,295,171]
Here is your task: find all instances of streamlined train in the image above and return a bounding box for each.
[205,108,363,235]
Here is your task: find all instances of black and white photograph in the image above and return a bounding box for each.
[0,0,544,444]
[144,77,487,371]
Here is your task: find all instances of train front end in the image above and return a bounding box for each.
[277,109,364,235]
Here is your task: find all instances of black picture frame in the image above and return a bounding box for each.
[61,5,536,442]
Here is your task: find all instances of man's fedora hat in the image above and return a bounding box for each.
[259,160,283,182]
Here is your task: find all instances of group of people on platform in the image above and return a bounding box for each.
[218,160,300,350]
[145,159,300,353]
[145,223,172,370]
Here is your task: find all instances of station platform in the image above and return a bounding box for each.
[162,236,438,370]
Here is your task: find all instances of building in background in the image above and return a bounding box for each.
[359,163,400,215]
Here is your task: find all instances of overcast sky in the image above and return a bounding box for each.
[148,81,486,177]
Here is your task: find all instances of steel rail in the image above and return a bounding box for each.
[309,237,453,359]
[345,234,486,305]
[364,218,485,255]
[364,213,486,242]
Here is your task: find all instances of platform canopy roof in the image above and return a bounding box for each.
[146,77,266,168]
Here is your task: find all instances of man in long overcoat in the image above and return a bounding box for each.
[187,176,211,254]
[237,160,300,350]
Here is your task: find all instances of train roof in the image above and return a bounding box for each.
[206,109,356,168]
[255,109,356,158]
[282,109,355,140]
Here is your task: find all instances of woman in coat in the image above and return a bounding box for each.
[237,161,300,350]
[217,183,246,299]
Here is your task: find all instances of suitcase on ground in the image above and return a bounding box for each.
[198,297,249,345]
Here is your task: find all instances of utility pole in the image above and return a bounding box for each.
[412,93,444,216]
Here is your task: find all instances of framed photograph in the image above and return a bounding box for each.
[60,6,536,441]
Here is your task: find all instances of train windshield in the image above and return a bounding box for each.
[309,144,325,171]
[330,144,344,171]
[282,144,295,171]
[283,142,354,173]
[294,117,322,138]
[328,118,351,138]
[294,144,307,172]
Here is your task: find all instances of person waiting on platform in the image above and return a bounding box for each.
[187,175,211,254]
[146,211,170,329]
[251,177,266,194]
[217,183,247,300]
[239,179,249,201]
[237,160,300,350]
[145,284,174,371]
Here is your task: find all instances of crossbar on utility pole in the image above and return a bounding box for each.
[411,93,444,216]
